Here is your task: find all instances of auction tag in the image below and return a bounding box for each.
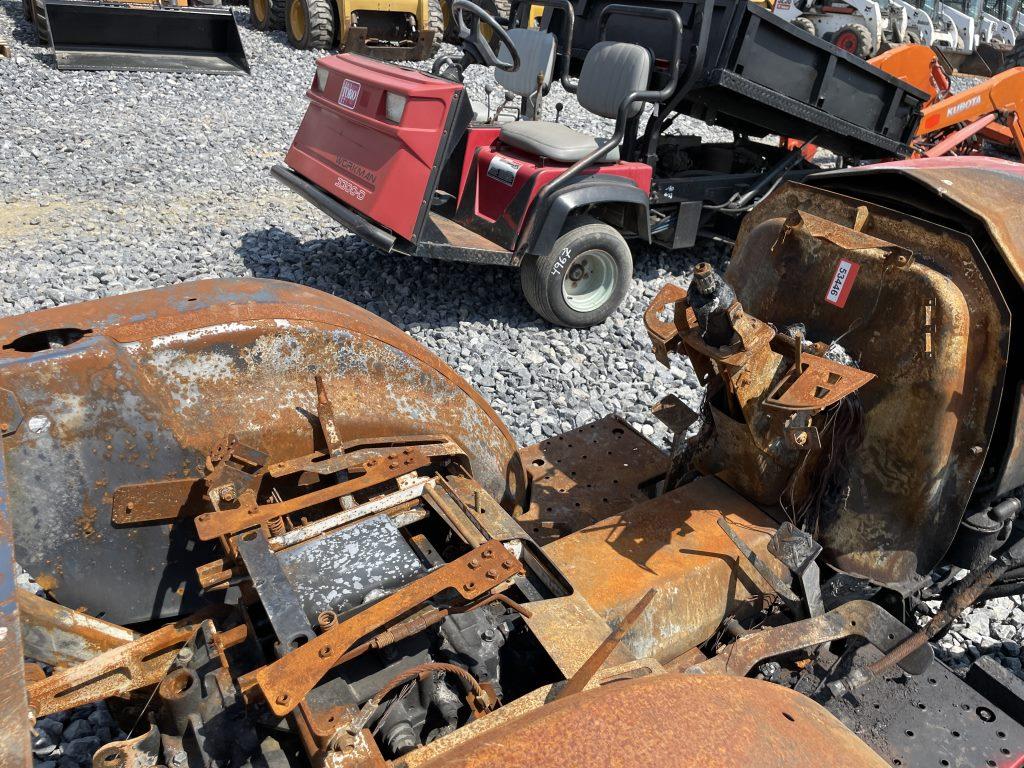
[487,154,521,186]
[339,79,361,110]
[825,259,859,308]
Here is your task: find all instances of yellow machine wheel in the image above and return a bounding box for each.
[285,0,335,48]
[251,0,285,29]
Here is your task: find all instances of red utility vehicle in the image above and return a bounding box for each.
[274,0,682,327]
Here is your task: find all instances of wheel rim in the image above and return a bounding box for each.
[561,250,617,314]
[290,0,306,39]
[834,31,858,52]
[253,0,268,23]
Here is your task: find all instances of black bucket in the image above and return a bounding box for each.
[44,0,250,75]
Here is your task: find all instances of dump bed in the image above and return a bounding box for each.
[568,0,928,158]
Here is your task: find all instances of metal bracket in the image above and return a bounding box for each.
[246,541,525,717]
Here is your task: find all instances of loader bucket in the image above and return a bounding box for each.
[931,42,1009,76]
[44,0,250,75]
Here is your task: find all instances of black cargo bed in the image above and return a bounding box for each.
[569,0,927,159]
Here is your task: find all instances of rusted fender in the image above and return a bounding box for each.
[416,673,889,768]
[0,279,524,625]
[0,450,31,768]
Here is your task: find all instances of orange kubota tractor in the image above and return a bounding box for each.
[871,42,1024,158]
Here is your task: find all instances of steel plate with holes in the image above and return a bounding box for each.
[821,657,1024,767]
[277,514,425,619]
[518,416,668,544]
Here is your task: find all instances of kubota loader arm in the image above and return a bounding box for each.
[916,66,1024,159]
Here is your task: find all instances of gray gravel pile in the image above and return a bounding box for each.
[0,6,1021,764]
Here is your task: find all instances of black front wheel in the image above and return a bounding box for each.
[285,0,336,49]
[520,216,633,328]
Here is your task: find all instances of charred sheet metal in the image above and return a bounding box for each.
[17,589,136,668]
[0,449,32,768]
[415,674,890,768]
[543,476,787,663]
[732,180,1010,587]
[0,279,522,624]
[519,416,667,545]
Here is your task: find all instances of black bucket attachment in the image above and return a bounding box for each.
[44,0,250,75]
[932,42,1010,77]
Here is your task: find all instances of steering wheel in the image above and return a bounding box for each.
[450,0,521,72]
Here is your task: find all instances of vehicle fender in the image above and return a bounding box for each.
[518,176,651,261]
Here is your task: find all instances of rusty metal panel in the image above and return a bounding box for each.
[0,449,31,768]
[543,476,786,663]
[0,279,522,624]
[731,181,1010,587]
[414,673,890,768]
[519,416,668,545]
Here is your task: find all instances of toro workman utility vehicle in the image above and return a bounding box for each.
[274,0,926,326]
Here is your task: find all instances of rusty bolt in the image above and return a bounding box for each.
[317,611,338,630]
[793,430,808,447]
[403,448,412,455]
[467,559,480,570]
[219,484,237,503]
[319,646,333,658]
[501,561,512,570]
[0,423,8,433]
[389,463,398,470]
[896,254,908,266]
[276,694,290,705]
[481,549,494,559]
[464,581,476,591]
[125,502,135,513]
[485,569,498,580]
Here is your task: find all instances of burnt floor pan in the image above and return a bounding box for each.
[44,1,250,75]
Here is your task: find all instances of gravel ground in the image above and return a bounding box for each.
[0,5,1021,765]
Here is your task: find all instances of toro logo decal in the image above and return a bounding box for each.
[824,259,859,308]
[339,79,361,110]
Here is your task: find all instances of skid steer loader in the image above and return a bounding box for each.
[249,0,471,59]
[771,0,905,57]
[28,0,250,74]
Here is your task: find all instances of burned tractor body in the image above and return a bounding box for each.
[4,159,1024,766]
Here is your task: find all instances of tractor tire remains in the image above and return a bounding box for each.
[520,216,633,328]
[32,0,49,45]
[793,16,816,36]
[832,23,872,57]
[251,0,285,28]
[286,0,336,49]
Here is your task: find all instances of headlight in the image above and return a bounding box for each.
[315,66,329,92]
[385,92,407,124]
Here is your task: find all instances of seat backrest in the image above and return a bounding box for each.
[496,28,557,97]
[577,41,652,120]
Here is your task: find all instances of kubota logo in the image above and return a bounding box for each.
[945,95,981,119]
[339,79,361,110]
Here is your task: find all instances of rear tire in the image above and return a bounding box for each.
[32,0,50,45]
[520,216,633,328]
[832,23,873,57]
[792,16,816,36]
[427,0,444,54]
[286,0,336,49]
[251,0,286,29]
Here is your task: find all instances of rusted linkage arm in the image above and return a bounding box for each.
[243,541,525,717]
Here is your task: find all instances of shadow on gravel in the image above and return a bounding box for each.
[238,227,730,332]
[0,1,38,46]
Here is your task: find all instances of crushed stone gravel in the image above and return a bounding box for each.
[0,5,1020,764]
